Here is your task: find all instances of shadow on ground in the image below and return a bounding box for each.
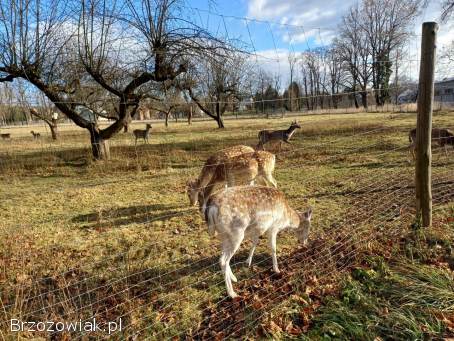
[72,203,185,229]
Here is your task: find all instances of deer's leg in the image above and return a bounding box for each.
[263,172,277,188]
[220,247,235,298]
[246,235,260,267]
[221,234,242,297]
[268,231,280,273]
[410,143,416,160]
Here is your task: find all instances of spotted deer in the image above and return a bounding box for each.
[408,128,454,159]
[204,186,312,298]
[30,131,41,139]
[133,124,152,144]
[186,145,277,207]
[257,120,301,150]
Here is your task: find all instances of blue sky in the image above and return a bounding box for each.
[185,0,453,81]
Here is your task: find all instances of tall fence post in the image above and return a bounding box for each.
[415,22,438,227]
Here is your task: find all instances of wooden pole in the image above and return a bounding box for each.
[415,22,438,227]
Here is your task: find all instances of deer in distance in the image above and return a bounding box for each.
[30,131,41,139]
[1,133,11,139]
[203,186,312,298]
[133,124,152,144]
[408,128,454,159]
[186,145,277,208]
[257,120,301,150]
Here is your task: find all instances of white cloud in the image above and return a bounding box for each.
[247,0,454,79]
[247,0,351,43]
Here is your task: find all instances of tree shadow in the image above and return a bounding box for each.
[72,203,185,229]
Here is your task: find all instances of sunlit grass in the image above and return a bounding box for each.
[0,111,453,339]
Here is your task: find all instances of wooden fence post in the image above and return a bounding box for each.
[415,22,438,227]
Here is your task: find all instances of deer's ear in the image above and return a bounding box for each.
[303,208,312,221]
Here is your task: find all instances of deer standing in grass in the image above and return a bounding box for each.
[30,131,41,139]
[257,121,301,150]
[186,145,277,207]
[1,133,11,139]
[408,128,454,159]
[133,124,152,144]
[204,186,312,298]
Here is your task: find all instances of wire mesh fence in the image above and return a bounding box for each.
[1,109,453,339]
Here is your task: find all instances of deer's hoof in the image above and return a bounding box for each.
[229,292,239,299]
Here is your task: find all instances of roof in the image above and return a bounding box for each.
[436,77,454,84]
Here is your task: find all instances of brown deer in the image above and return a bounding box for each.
[30,131,41,139]
[186,145,277,207]
[408,128,454,159]
[1,133,11,139]
[133,124,152,144]
[257,120,301,150]
[204,186,312,298]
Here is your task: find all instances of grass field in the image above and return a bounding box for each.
[1,111,453,340]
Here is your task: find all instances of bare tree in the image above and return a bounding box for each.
[0,0,230,159]
[255,68,273,117]
[287,51,298,112]
[359,0,422,106]
[182,53,248,128]
[326,46,344,109]
[441,0,454,21]
[300,49,327,110]
[336,4,373,109]
[151,86,184,127]
[14,80,61,139]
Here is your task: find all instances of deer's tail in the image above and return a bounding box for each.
[204,199,218,237]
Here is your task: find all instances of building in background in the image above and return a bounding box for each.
[435,77,454,104]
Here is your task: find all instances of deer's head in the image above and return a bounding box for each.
[290,121,301,129]
[146,124,152,129]
[296,208,312,246]
[186,179,199,206]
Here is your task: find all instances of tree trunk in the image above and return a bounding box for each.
[216,102,224,128]
[361,91,368,110]
[188,106,192,125]
[165,113,169,127]
[354,94,359,109]
[123,122,129,133]
[47,119,58,140]
[50,124,58,140]
[89,128,110,160]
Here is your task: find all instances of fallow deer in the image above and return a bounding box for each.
[30,131,41,139]
[204,186,312,298]
[186,146,277,207]
[257,120,301,150]
[133,124,152,144]
[408,128,454,159]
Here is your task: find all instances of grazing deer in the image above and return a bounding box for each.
[257,120,301,150]
[1,133,11,139]
[204,186,312,298]
[30,131,41,139]
[408,128,454,159]
[186,146,277,207]
[186,145,254,206]
[133,124,152,144]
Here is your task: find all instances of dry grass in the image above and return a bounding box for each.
[0,111,453,339]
